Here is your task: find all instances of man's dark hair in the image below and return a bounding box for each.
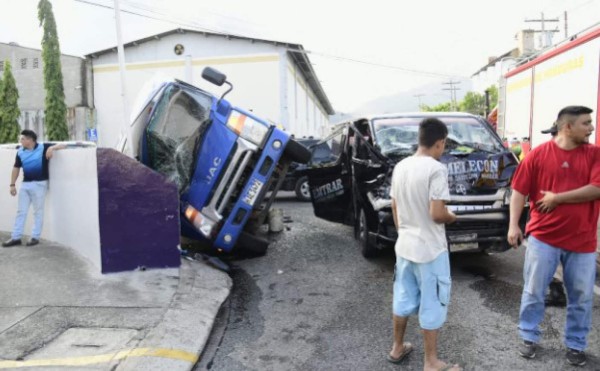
[418,117,448,148]
[20,129,37,142]
[557,105,593,119]
[555,106,593,131]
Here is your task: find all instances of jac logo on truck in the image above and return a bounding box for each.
[205,157,222,183]
[312,178,344,201]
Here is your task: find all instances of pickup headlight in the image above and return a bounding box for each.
[503,188,512,206]
[227,111,269,146]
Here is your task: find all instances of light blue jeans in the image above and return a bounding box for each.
[519,235,597,351]
[11,181,48,240]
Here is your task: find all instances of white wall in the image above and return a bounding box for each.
[285,61,328,138]
[0,145,101,270]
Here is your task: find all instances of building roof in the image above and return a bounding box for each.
[470,48,518,77]
[85,28,334,114]
[0,41,84,59]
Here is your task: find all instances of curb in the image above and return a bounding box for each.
[116,258,232,371]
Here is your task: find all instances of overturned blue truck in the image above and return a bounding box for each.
[121,67,310,255]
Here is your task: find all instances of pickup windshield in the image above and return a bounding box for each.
[372,116,505,155]
[146,84,213,193]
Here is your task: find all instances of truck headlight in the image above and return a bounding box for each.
[185,205,217,238]
[227,111,269,146]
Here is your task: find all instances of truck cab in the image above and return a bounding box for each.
[122,67,310,254]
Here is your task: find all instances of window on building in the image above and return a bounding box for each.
[33,58,39,69]
[20,58,27,69]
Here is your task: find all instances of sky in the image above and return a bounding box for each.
[1,0,599,114]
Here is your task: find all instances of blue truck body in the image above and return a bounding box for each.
[126,70,307,253]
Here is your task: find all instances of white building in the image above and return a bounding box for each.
[86,28,334,148]
[470,30,537,94]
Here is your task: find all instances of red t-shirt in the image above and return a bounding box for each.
[511,140,600,253]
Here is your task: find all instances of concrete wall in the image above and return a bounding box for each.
[0,145,101,267]
[0,145,180,273]
[0,43,92,110]
[89,32,330,147]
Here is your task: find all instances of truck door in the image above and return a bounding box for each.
[306,126,354,224]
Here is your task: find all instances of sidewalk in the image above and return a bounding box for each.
[0,232,232,370]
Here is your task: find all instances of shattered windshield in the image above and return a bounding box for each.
[372,116,505,156]
[146,84,213,194]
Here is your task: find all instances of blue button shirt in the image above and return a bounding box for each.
[14,143,54,182]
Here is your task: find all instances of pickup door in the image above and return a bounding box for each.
[306,127,354,224]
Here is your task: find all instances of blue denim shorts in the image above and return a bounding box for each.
[393,251,451,330]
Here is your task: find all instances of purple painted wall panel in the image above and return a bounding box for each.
[97,149,180,273]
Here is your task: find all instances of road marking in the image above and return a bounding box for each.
[0,348,198,369]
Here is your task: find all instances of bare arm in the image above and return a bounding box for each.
[507,189,526,247]
[391,198,399,229]
[536,185,600,213]
[46,144,67,159]
[430,200,456,224]
[9,167,20,196]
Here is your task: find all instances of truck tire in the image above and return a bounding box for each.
[294,176,311,201]
[284,139,311,164]
[237,231,269,256]
[358,208,377,258]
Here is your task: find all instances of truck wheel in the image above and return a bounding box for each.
[294,176,311,201]
[237,231,269,256]
[358,208,377,258]
[284,139,311,164]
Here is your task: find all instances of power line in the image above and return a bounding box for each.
[74,0,466,79]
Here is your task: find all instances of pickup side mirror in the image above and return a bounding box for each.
[202,67,227,86]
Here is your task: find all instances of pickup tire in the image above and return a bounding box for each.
[284,139,312,164]
[237,231,269,256]
[294,176,311,201]
[357,208,377,258]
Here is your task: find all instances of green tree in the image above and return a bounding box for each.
[420,102,453,112]
[38,0,68,140]
[486,85,498,108]
[459,91,486,115]
[0,72,3,130]
[0,61,21,144]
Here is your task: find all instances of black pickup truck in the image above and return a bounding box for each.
[306,112,528,258]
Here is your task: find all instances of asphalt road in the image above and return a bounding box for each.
[196,192,600,371]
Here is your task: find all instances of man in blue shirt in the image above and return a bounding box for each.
[2,130,66,247]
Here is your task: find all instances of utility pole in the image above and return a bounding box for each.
[413,94,425,110]
[114,0,131,155]
[442,81,461,111]
[525,12,560,48]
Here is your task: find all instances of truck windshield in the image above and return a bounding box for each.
[372,116,505,155]
[146,84,213,193]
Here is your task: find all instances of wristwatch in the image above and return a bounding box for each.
[10,184,15,187]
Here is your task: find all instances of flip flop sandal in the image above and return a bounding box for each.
[386,342,413,364]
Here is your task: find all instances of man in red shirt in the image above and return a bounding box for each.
[508,106,599,367]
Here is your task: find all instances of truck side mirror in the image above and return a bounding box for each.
[202,67,233,102]
[202,67,227,86]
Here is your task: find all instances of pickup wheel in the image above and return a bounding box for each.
[358,208,377,258]
[294,176,311,201]
[284,139,311,164]
[237,231,269,256]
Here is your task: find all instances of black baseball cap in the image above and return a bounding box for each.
[541,122,558,134]
[541,106,593,134]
